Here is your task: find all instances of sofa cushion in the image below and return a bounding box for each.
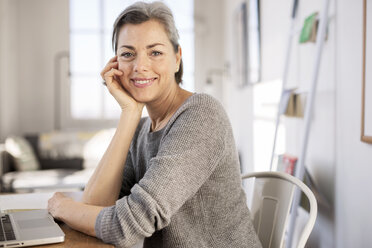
[82,128,115,169]
[1,168,94,192]
[39,131,97,159]
[5,136,40,171]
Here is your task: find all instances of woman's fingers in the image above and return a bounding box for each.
[100,56,118,80]
[103,68,123,85]
[47,192,74,218]
[100,62,118,79]
[108,56,117,63]
[48,192,64,218]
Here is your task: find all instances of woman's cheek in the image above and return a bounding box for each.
[118,63,130,87]
[119,75,129,89]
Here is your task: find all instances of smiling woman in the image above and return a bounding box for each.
[115,20,182,106]
[48,2,262,248]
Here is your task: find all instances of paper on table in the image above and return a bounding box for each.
[0,191,83,213]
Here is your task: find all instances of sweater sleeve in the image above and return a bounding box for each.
[118,151,136,198]
[119,117,147,198]
[95,97,228,247]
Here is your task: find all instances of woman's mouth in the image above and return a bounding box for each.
[131,78,156,88]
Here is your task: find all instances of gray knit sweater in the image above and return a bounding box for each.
[95,93,262,248]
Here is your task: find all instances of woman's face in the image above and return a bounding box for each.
[116,19,181,103]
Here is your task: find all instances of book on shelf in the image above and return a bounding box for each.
[299,12,319,43]
[277,153,298,175]
[280,89,306,118]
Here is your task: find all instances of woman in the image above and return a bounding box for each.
[48,1,262,247]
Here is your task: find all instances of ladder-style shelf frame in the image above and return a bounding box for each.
[268,0,331,247]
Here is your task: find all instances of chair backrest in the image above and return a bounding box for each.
[242,171,317,248]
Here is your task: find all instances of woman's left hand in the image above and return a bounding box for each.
[48,192,73,221]
[48,193,102,237]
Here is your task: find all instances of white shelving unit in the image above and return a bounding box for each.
[268,0,332,247]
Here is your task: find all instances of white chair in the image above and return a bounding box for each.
[242,171,317,248]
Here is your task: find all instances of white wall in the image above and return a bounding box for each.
[194,0,225,95]
[0,0,69,141]
[0,0,20,141]
[17,0,69,134]
[222,0,256,175]
[335,0,372,246]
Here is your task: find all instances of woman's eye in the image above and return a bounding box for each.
[120,52,134,58]
[151,51,162,56]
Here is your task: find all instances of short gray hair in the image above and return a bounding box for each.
[112,1,183,84]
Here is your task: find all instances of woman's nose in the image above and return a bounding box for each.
[133,53,149,72]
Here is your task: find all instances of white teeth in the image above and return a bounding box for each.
[135,79,151,84]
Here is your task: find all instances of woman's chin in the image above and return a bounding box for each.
[125,85,159,104]
[131,93,153,104]
[123,87,150,103]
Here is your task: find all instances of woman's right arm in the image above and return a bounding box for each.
[82,56,144,206]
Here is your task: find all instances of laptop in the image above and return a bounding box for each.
[0,209,64,247]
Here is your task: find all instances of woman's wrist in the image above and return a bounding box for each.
[58,199,102,237]
[120,105,144,119]
[58,197,74,221]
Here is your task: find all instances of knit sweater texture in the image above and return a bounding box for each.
[95,93,262,248]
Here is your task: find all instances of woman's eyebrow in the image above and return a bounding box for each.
[119,43,164,50]
[147,43,165,49]
[119,45,135,50]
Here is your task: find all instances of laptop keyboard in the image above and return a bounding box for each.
[0,215,16,241]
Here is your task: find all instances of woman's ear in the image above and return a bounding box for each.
[176,46,182,72]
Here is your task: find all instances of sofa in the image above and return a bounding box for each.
[0,129,115,193]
